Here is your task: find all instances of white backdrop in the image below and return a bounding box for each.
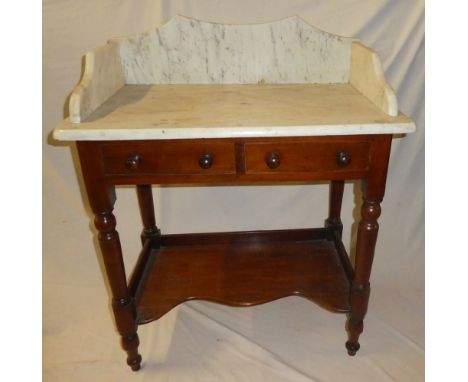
[43,1,424,381]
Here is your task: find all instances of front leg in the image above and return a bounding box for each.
[77,141,142,371]
[346,199,381,355]
[94,209,142,370]
[345,135,392,355]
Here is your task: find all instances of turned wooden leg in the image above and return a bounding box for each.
[325,180,344,240]
[77,142,142,371]
[94,210,142,370]
[345,135,392,356]
[345,199,381,355]
[136,184,160,247]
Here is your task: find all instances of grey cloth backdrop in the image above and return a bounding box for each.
[43,1,424,380]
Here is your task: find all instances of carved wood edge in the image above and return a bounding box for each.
[137,293,351,325]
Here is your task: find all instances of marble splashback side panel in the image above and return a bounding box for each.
[69,42,125,123]
[114,16,353,85]
[349,42,398,116]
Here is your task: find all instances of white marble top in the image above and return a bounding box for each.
[54,16,415,141]
[54,84,415,141]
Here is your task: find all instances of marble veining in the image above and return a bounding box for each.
[113,15,353,85]
[54,84,415,141]
[58,15,412,136]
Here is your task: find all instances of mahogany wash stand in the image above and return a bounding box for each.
[53,16,415,371]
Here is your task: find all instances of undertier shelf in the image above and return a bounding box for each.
[135,228,351,324]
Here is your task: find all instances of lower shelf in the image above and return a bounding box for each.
[135,228,351,324]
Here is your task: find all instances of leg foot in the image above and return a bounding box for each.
[345,340,360,356]
[128,354,142,371]
[122,333,142,371]
[346,316,364,356]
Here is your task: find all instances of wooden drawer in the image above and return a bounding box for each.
[244,141,370,174]
[102,141,236,175]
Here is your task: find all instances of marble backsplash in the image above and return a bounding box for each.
[113,15,353,85]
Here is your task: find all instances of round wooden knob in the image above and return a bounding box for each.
[125,154,141,171]
[336,151,351,167]
[198,153,213,169]
[266,153,281,169]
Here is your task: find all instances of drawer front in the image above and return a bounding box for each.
[102,141,236,175]
[244,141,370,174]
